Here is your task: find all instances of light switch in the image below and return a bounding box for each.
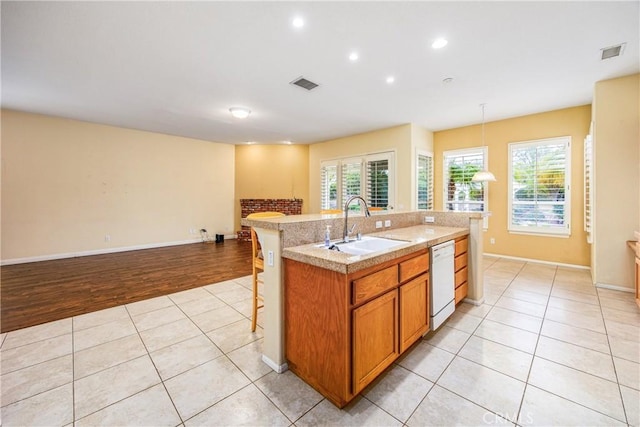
[267,250,274,266]
[384,220,391,227]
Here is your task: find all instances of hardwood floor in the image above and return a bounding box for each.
[0,240,253,333]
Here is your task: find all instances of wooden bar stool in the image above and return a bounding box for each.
[246,211,285,331]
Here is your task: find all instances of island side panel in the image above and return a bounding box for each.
[284,259,352,407]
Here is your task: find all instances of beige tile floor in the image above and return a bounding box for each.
[1,257,639,426]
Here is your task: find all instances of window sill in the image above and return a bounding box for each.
[508,230,570,238]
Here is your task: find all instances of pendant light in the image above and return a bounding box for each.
[472,104,496,182]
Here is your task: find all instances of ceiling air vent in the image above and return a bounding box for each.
[290,77,319,91]
[601,43,626,60]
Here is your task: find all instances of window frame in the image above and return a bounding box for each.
[507,136,571,237]
[442,146,490,228]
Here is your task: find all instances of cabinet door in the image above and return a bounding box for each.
[399,274,429,353]
[352,289,399,394]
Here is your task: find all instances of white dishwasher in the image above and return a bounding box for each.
[430,240,455,330]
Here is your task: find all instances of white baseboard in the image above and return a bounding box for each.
[483,252,590,270]
[595,283,634,293]
[462,297,485,306]
[262,354,288,373]
[1,236,237,266]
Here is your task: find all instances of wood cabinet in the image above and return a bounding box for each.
[399,273,429,352]
[284,249,429,408]
[352,289,398,394]
[454,236,468,304]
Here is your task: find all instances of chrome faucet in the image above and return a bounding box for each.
[343,195,371,242]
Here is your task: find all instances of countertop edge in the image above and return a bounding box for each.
[282,226,469,274]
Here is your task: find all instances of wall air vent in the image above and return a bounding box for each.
[601,43,626,60]
[290,77,319,91]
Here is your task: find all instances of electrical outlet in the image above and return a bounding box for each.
[384,220,391,227]
[424,216,435,223]
[490,237,495,244]
[104,234,111,242]
[375,220,383,229]
[267,250,274,267]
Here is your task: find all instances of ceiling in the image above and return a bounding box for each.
[2,1,638,145]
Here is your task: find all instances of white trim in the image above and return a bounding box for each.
[508,231,570,239]
[442,146,490,229]
[507,136,571,236]
[483,252,590,270]
[262,354,288,373]
[595,283,634,293]
[0,236,236,266]
[462,297,485,306]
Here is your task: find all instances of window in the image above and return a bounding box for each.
[417,151,434,210]
[320,161,338,210]
[508,136,571,236]
[443,147,488,214]
[320,152,395,212]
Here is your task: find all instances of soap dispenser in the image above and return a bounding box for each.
[324,225,332,247]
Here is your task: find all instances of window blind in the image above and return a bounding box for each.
[366,158,389,209]
[341,160,362,211]
[443,149,485,213]
[417,153,433,210]
[509,137,570,235]
[320,163,338,210]
[584,133,593,243]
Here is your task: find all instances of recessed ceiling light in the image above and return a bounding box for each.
[283,140,293,145]
[386,76,395,84]
[229,107,251,119]
[348,52,359,62]
[246,141,255,145]
[442,77,454,84]
[432,38,448,49]
[292,16,305,28]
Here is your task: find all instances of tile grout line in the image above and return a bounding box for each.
[128,300,188,426]
[597,287,631,426]
[402,257,525,425]
[514,262,557,425]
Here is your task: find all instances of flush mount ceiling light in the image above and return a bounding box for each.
[432,38,448,49]
[472,104,497,182]
[283,140,293,145]
[292,16,305,28]
[229,107,251,119]
[348,52,359,62]
[386,76,395,84]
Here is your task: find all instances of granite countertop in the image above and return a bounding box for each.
[282,225,469,274]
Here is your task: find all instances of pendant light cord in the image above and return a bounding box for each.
[480,103,486,146]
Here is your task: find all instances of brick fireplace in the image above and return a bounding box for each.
[237,198,303,241]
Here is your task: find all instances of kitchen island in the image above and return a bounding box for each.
[241,210,485,380]
[284,225,468,407]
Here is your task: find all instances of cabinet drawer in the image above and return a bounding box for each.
[399,253,429,283]
[454,252,468,272]
[455,281,468,304]
[455,238,468,255]
[455,266,468,288]
[352,265,398,305]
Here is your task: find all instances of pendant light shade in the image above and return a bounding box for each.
[472,104,496,183]
[471,170,496,182]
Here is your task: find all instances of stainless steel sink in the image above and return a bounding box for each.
[318,236,408,255]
